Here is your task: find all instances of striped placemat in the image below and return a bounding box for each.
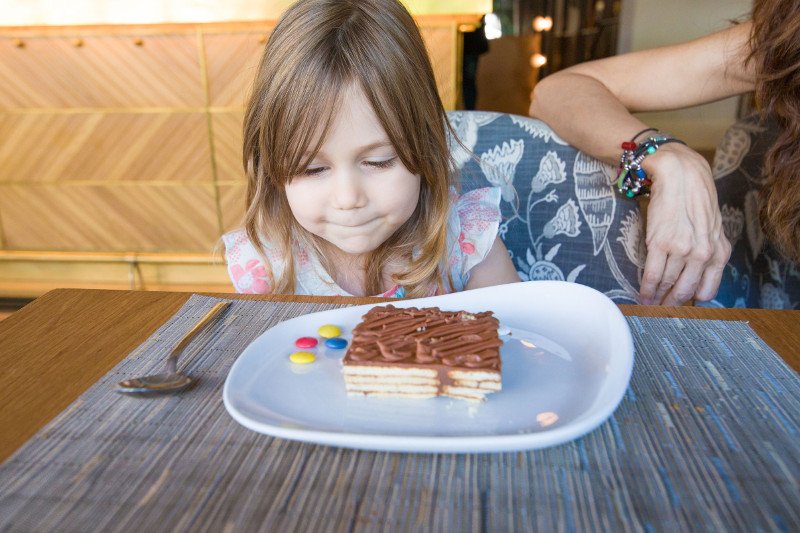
[0,295,798,532]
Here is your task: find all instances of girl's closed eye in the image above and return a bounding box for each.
[364,156,397,169]
[301,166,327,176]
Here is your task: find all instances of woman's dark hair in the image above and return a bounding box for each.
[749,0,800,262]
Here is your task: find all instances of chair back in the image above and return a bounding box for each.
[448,110,643,303]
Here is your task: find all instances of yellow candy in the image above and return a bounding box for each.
[289,351,316,364]
[317,324,341,338]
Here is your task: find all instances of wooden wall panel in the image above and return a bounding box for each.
[217,183,247,234]
[211,111,245,182]
[204,31,270,108]
[140,261,231,290]
[0,260,143,295]
[0,260,232,297]
[0,112,212,182]
[0,35,204,109]
[0,184,220,251]
[2,2,488,26]
[203,23,455,110]
[420,24,458,110]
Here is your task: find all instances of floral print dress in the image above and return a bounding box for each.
[222,187,503,297]
[703,114,799,309]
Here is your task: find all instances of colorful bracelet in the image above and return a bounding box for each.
[616,133,686,198]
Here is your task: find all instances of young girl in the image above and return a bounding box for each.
[223,0,520,297]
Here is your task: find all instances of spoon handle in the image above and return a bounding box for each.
[167,301,231,369]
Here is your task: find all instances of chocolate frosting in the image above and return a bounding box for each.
[344,305,502,370]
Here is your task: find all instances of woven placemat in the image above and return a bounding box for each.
[0,295,798,532]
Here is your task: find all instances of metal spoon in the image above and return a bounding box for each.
[116,301,231,395]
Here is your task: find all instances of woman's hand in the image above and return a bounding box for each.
[640,143,731,305]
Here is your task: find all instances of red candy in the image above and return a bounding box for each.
[295,336,318,349]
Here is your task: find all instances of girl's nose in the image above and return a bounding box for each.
[330,169,366,210]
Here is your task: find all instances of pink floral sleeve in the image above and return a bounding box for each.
[221,229,277,294]
[447,187,502,290]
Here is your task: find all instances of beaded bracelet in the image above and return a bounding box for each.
[616,133,686,198]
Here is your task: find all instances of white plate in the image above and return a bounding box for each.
[223,281,634,453]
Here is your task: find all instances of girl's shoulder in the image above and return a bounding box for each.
[222,229,286,294]
[445,187,502,290]
[449,186,502,232]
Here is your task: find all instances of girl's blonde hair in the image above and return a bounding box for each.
[242,0,455,296]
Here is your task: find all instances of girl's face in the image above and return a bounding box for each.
[284,84,421,260]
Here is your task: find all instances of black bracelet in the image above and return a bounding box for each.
[616,135,687,198]
[630,127,658,142]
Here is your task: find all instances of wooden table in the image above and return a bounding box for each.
[1,288,799,463]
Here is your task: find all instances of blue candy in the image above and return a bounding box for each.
[325,337,348,349]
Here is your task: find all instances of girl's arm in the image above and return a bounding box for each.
[530,22,754,305]
[465,236,520,290]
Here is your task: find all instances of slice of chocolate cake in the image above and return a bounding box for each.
[342,305,502,401]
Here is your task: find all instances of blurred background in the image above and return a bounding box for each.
[0,0,751,318]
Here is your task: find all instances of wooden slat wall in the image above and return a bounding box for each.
[0,19,462,297]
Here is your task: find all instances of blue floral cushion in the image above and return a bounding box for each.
[447,111,644,303]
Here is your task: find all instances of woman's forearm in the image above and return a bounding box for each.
[530,71,649,164]
[530,22,753,164]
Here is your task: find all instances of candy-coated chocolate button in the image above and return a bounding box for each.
[318,324,341,338]
[295,336,318,348]
[325,337,348,349]
[289,351,316,364]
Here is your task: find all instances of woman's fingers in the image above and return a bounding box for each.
[642,213,696,305]
[694,235,731,302]
[664,234,729,306]
[640,248,667,305]
[642,227,730,306]
[655,255,689,304]
[650,240,708,306]
[663,263,702,306]
[643,234,729,306]
[663,236,717,305]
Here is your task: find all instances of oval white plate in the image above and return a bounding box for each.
[223,281,634,453]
